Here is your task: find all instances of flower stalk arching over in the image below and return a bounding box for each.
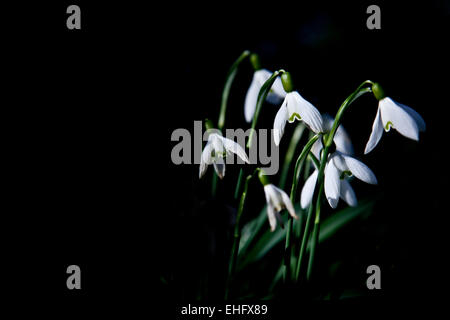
[365,83,426,154]
[199,132,249,179]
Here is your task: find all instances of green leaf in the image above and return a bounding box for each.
[312,199,375,248]
[238,204,302,270]
[243,199,375,288]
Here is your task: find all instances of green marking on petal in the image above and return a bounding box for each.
[385,121,393,131]
[289,113,301,122]
[340,170,352,180]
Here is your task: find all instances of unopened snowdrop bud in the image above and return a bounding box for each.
[364,84,425,154]
[262,182,298,232]
[281,72,294,93]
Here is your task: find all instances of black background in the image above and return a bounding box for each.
[3,0,449,317]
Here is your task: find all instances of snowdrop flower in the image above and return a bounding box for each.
[365,83,426,154]
[274,72,324,146]
[301,118,353,209]
[259,170,297,232]
[199,128,249,179]
[301,152,377,209]
[245,55,286,122]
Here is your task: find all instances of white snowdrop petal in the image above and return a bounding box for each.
[322,113,334,132]
[269,185,285,208]
[380,98,419,141]
[210,134,223,154]
[324,159,340,209]
[286,93,301,123]
[264,185,277,206]
[199,142,213,178]
[301,170,318,209]
[221,136,249,163]
[331,153,348,172]
[340,179,357,207]
[244,78,260,123]
[334,125,354,155]
[396,101,426,132]
[266,204,277,232]
[280,188,297,219]
[213,159,226,179]
[311,139,323,163]
[291,92,324,133]
[342,154,377,185]
[274,102,288,146]
[364,108,384,154]
[255,69,272,86]
[269,76,288,99]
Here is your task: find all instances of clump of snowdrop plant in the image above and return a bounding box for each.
[197,51,425,298]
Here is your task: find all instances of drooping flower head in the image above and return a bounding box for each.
[199,120,249,179]
[244,54,286,123]
[259,170,297,232]
[301,118,377,209]
[274,72,324,145]
[365,83,426,154]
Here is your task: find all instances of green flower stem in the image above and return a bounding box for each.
[283,134,320,282]
[218,50,251,130]
[289,135,320,200]
[211,172,218,197]
[279,123,306,189]
[234,168,245,200]
[306,182,324,281]
[225,168,260,300]
[247,70,285,149]
[294,202,314,282]
[308,153,320,169]
[305,142,328,281]
[325,81,373,147]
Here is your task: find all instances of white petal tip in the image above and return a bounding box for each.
[327,198,338,209]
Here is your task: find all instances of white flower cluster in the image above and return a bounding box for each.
[199,58,425,230]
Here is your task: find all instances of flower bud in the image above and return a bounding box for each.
[250,53,262,71]
[281,71,294,93]
[258,169,270,186]
[372,82,386,100]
